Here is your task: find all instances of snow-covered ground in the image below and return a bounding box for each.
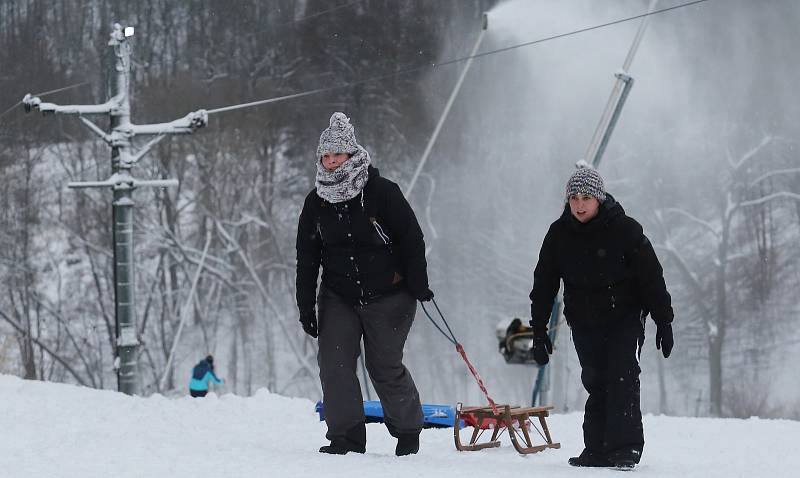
[1,374,798,478]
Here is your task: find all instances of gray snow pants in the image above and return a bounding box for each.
[317,284,423,446]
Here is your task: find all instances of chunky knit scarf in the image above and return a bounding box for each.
[315,113,371,203]
[315,147,371,203]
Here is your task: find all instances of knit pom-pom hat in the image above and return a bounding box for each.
[316,112,360,159]
[566,164,606,203]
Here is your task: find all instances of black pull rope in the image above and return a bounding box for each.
[422,297,500,413]
[421,298,457,345]
[432,299,458,343]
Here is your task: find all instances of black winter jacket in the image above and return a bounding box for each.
[296,166,429,312]
[529,194,673,331]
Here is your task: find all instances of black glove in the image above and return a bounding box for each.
[415,288,434,302]
[299,310,318,338]
[531,330,553,366]
[655,322,673,358]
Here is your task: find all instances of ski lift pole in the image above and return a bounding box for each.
[584,0,658,168]
[22,23,206,395]
[531,299,561,406]
[405,12,488,197]
[589,72,634,168]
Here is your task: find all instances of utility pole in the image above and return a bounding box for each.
[22,23,207,395]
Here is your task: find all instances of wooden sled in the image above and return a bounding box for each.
[454,403,561,455]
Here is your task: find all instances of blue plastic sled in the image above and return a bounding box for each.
[315,400,460,428]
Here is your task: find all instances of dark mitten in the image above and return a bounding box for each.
[415,288,434,302]
[299,310,318,338]
[655,322,673,358]
[531,332,553,366]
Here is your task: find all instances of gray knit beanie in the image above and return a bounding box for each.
[566,165,606,203]
[316,112,360,158]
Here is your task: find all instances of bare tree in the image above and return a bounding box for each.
[657,135,800,416]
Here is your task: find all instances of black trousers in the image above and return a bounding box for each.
[317,284,423,447]
[190,389,207,398]
[571,316,645,463]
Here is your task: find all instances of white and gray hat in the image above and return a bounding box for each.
[566,165,606,203]
[316,112,361,158]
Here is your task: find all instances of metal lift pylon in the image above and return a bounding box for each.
[22,23,207,395]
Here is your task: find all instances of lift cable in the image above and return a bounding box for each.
[0,81,90,123]
[200,0,712,117]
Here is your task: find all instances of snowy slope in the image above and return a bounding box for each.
[1,374,798,478]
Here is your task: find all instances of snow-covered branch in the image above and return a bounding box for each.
[749,167,800,188]
[738,191,800,208]
[213,219,321,393]
[28,292,100,388]
[661,207,720,238]
[732,135,773,170]
[159,230,212,391]
[0,309,89,387]
[656,241,714,319]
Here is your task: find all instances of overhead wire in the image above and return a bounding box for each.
[0,101,26,122]
[292,0,362,23]
[3,1,711,125]
[0,2,362,123]
[4,1,711,122]
[200,0,713,117]
[454,0,711,64]
[0,81,90,124]
[28,81,91,99]
[245,0,363,41]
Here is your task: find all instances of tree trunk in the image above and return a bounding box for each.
[710,216,731,417]
[20,331,37,379]
[708,333,723,417]
[230,325,238,394]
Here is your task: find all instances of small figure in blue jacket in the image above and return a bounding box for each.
[189,355,224,397]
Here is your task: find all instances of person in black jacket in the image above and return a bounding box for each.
[296,112,433,456]
[528,165,674,469]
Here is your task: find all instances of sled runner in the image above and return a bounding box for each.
[454,403,560,455]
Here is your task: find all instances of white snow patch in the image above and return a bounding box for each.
[1,374,798,477]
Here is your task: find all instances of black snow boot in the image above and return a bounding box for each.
[607,448,641,470]
[568,449,612,468]
[395,433,420,456]
[611,458,636,470]
[319,438,366,455]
